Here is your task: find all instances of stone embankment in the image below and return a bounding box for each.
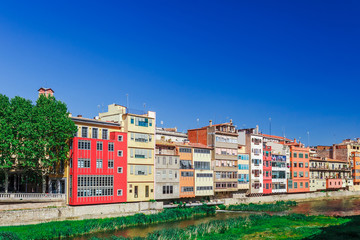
[0,201,163,226]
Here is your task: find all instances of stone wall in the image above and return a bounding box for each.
[0,201,163,226]
[223,190,360,205]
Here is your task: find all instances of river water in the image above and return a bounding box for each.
[73,197,360,239]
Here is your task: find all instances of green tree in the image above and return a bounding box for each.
[0,94,14,192]
[32,95,76,193]
[8,96,35,192]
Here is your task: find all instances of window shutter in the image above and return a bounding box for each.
[130,149,134,158]
[130,165,133,174]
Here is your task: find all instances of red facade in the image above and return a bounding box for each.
[263,145,272,194]
[69,132,127,205]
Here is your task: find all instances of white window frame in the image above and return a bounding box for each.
[118,150,123,157]
[118,167,123,173]
[117,189,123,196]
[118,135,123,142]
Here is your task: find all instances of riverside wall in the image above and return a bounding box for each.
[224,190,360,205]
[0,201,163,226]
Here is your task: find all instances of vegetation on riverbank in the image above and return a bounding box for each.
[0,205,215,240]
[218,200,297,212]
[306,215,360,239]
[91,214,349,240]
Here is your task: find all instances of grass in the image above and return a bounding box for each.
[218,200,297,212]
[0,204,215,240]
[91,214,350,240]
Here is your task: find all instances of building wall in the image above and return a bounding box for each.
[248,135,263,194]
[238,149,250,191]
[266,142,289,194]
[193,148,214,196]
[155,143,180,200]
[188,128,208,146]
[69,131,127,206]
[352,152,360,185]
[262,145,272,194]
[178,146,195,198]
[288,146,310,193]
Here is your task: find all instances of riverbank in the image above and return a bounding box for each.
[1,190,359,227]
[0,205,216,240]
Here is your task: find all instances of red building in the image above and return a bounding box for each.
[69,117,127,205]
[263,145,272,194]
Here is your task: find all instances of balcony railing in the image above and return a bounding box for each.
[0,193,65,200]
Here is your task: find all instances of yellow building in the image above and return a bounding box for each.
[237,144,250,191]
[99,104,156,202]
[191,143,214,197]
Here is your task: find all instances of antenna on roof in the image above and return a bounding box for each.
[269,117,272,136]
[126,94,129,110]
[143,103,146,114]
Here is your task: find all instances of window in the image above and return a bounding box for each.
[293,162,297,167]
[102,129,108,140]
[77,175,113,197]
[299,162,304,168]
[78,158,90,168]
[300,182,303,188]
[162,185,173,194]
[108,143,114,152]
[134,186,138,198]
[118,167,123,173]
[197,186,213,191]
[305,162,308,168]
[305,154,308,158]
[194,161,210,170]
[180,160,192,169]
[132,149,151,159]
[299,171,304,177]
[78,140,91,150]
[181,171,194,177]
[294,182,298,189]
[92,128,98,139]
[97,142,103,151]
[299,153,304,158]
[145,185,149,198]
[305,172,308,178]
[305,182,309,188]
[117,189,123,196]
[118,150,123,157]
[81,127,88,138]
[96,159,103,168]
[196,173,213,178]
[181,187,194,192]
[294,171,297,177]
[118,135,123,142]
[108,160,114,169]
[179,148,192,153]
[293,152,297,158]
[194,149,211,154]
[131,133,152,143]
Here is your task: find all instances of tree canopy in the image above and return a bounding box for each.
[0,93,76,192]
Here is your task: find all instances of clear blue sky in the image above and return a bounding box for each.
[0,1,359,146]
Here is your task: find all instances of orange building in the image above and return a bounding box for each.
[288,144,310,193]
[351,152,360,185]
[176,144,195,198]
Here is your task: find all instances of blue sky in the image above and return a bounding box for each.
[0,1,359,146]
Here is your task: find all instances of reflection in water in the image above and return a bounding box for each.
[72,197,360,239]
[290,198,360,216]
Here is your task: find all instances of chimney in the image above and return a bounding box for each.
[77,115,82,118]
[230,119,233,124]
[38,87,54,97]
[209,120,213,127]
[255,125,259,134]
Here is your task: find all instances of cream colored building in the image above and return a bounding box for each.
[99,104,156,202]
[192,143,214,197]
[237,144,249,191]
